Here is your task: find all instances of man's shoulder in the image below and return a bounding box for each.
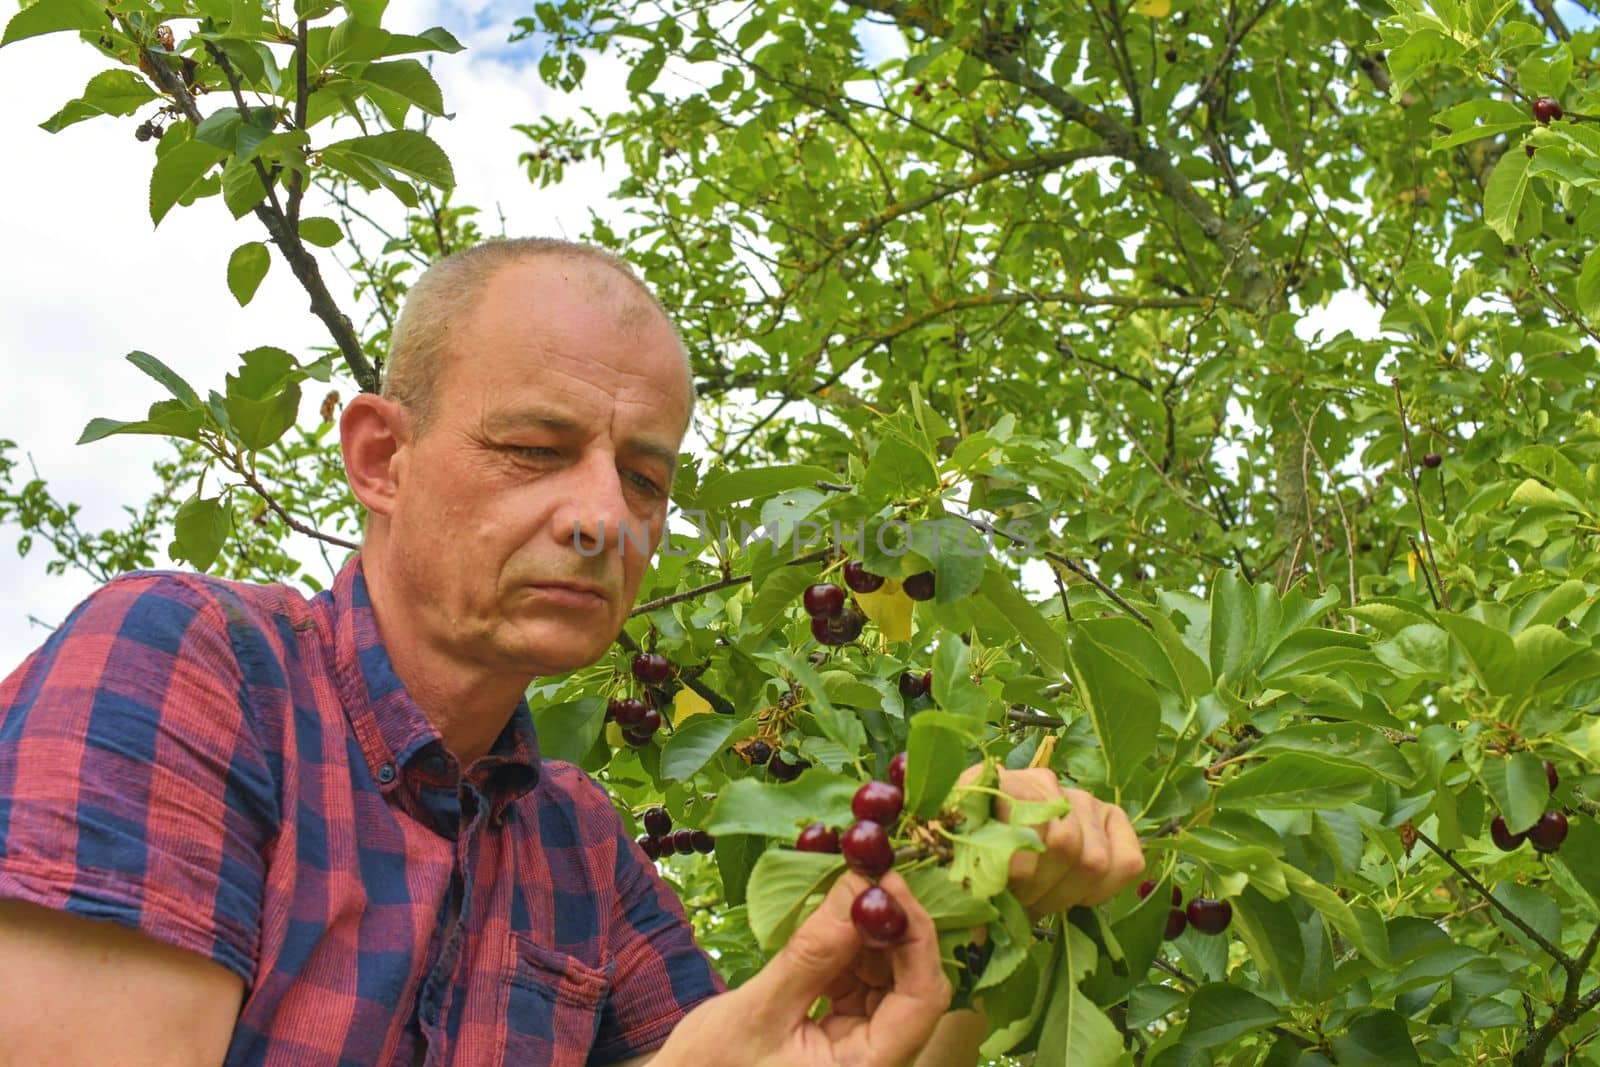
[93,568,308,630]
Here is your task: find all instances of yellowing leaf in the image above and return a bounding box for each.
[1407,552,1419,582]
[855,577,914,642]
[605,721,625,748]
[1133,0,1171,15]
[673,686,714,724]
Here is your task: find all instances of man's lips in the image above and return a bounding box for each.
[526,581,611,604]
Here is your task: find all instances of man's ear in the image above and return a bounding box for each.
[340,394,411,518]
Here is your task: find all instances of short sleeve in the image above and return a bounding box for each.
[588,831,727,1064]
[0,573,279,985]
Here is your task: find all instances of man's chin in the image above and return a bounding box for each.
[503,627,615,678]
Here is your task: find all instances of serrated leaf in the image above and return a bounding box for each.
[2,0,105,47]
[745,848,845,952]
[173,496,230,571]
[150,140,227,226]
[528,697,605,765]
[694,464,833,509]
[298,216,343,247]
[39,69,158,133]
[626,46,666,93]
[1182,983,1283,1046]
[904,715,968,819]
[1484,148,1532,242]
[320,129,454,189]
[1577,250,1600,319]
[704,771,858,839]
[1034,923,1122,1066]
[1214,753,1377,810]
[355,59,445,117]
[948,819,1041,899]
[227,241,271,306]
[658,714,736,781]
[126,351,199,406]
[1068,629,1159,787]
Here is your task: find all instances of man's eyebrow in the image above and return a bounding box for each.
[484,410,679,469]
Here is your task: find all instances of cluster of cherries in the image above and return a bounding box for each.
[1140,880,1233,939]
[1490,760,1570,854]
[740,736,811,782]
[605,652,676,747]
[635,806,715,860]
[803,561,939,646]
[795,751,911,945]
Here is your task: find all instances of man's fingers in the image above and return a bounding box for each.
[745,871,869,1023]
[860,872,953,1066]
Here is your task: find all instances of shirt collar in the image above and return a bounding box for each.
[324,552,543,806]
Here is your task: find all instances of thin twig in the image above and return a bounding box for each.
[1392,380,1450,610]
[1413,827,1568,966]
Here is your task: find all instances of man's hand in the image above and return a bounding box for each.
[961,765,1147,919]
[653,871,953,1067]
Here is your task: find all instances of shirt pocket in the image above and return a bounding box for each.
[501,932,611,1067]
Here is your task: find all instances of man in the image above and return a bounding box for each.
[0,239,1144,1065]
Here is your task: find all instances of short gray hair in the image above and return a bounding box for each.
[380,237,695,431]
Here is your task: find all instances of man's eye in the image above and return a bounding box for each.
[516,446,559,459]
[627,471,664,496]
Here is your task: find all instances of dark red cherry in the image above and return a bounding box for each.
[811,608,866,646]
[795,823,841,853]
[672,828,697,855]
[691,830,715,854]
[898,670,930,699]
[1490,815,1525,852]
[746,738,773,766]
[643,807,672,838]
[853,781,904,824]
[851,886,908,946]
[768,752,809,782]
[902,571,936,601]
[637,834,661,860]
[1186,898,1232,935]
[1529,811,1569,854]
[1534,96,1564,124]
[623,728,654,748]
[843,560,885,593]
[1164,907,1188,940]
[636,706,662,735]
[613,697,649,728]
[841,820,895,877]
[887,752,907,789]
[631,652,672,684]
[1545,760,1560,792]
[804,583,846,618]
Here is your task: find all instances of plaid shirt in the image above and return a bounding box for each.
[0,554,724,1065]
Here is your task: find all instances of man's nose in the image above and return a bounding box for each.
[557,454,640,556]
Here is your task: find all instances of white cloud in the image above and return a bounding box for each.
[0,4,642,670]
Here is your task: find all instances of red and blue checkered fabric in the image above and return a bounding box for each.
[0,554,724,1065]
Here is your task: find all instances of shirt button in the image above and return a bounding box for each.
[376,763,397,784]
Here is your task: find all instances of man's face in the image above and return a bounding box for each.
[383,256,691,678]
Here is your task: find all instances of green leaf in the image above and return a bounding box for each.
[1251,722,1415,784]
[126,351,199,406]
[1479,752,1549,834]
[931,632,990,719]
[904,866,998,929]
[745,848,845,952]
[173,496,230,571]
[908,519,987,605]
[150,140,228,226]
[355,59,446,117]
[1484,147,1532,242]
[1034,923,1122,1066]
[1181,983,1283,1047]
[626,46,666,93]
[77,399,207,445]
[861,434,938,502]
[528,697,606,765]
[2,0,106,47]
[904,715,968,819]
[1328,1010,1422,1067]
[659,714,737,781]
[768,649,865,752]
[947,819,1042,899]
[221,384,301,450]
[976,569,1065,675]
[1280,864,1387,964]
[1068,629,1159,788]
[298,216,343,247]
[1147,830,1288,900]
[704,771,858,838]
[1209,569,1256,682]
[1214,753,1377,810]
[320,129,454,189]
[227,241,271,306]
[1510,624,1587,691]
[1577,249,1600,319]
[694,464,833,509]
[1436,614,1517,693]
[39,69,158,132]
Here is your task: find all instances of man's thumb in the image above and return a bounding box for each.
[746,871,867,1021]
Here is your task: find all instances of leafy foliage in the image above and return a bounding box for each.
[7,0,1600,1062]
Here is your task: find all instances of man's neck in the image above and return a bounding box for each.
[360,552,527,768]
